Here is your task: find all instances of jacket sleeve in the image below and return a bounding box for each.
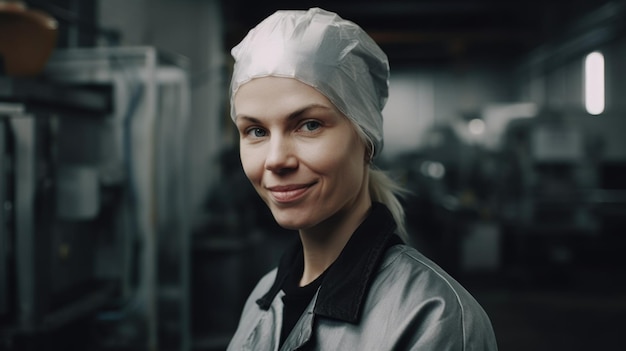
[227,269,278,351]
[386,248,498,351]
[391,295,498,350]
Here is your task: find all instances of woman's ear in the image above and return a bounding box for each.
[364,140,375,163]
[364,149,371,163]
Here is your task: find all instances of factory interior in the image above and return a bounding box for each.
[1,0,626,350]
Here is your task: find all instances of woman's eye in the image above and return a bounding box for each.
[300,121,321,132]
[246,127,267,138]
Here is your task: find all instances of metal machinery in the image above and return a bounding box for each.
[497,110,626,286]
[0,47,191,351]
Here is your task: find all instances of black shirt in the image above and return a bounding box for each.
[262,202,405,347]
[279,251,327,347]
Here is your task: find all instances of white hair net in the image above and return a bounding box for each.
[230,7,389,156]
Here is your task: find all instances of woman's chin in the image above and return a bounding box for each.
[270,209,312,231]
[273,217,305,231]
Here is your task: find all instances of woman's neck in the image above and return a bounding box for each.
[297,194,371,286]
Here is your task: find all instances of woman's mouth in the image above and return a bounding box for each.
[267,183,315,203]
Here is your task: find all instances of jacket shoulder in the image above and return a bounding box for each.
[248,268,278,302]
[371,244,498,350]
[380,244,473,302]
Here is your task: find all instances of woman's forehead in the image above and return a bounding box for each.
[234,77,339,120]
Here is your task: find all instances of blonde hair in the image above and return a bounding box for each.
[354,124,409,242]
[368,168,409,241]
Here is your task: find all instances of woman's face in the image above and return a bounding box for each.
[234,77,370,231]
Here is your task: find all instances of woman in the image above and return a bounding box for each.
[227,8,497,351]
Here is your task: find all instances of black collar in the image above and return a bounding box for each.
[256,202,402,324]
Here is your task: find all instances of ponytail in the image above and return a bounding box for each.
[350,118,409,242]
[368,168,409,242]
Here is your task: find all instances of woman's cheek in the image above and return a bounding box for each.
[240,147,263,182]
[304,137,352,170]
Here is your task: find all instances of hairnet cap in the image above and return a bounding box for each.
[230,7,389,156]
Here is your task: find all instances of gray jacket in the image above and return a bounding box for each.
[227,203,498,351]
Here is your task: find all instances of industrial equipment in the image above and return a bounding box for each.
[0,47,191,351]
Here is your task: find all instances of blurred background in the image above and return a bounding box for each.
[1,0,625,350]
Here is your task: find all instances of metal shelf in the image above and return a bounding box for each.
[0,76,112,117]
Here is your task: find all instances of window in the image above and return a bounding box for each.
[584,51,605,115]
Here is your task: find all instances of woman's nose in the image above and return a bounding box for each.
[264,135,297,173]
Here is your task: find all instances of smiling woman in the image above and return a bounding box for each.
[235,77,370,244]
[226,7,497,351]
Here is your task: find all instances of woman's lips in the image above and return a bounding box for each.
[267,183,315,203]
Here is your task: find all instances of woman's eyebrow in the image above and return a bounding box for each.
[236,104,334,124]
[235,115,261,124]
[286,104,333,121]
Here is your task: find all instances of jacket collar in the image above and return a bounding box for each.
[256,202,401,324]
